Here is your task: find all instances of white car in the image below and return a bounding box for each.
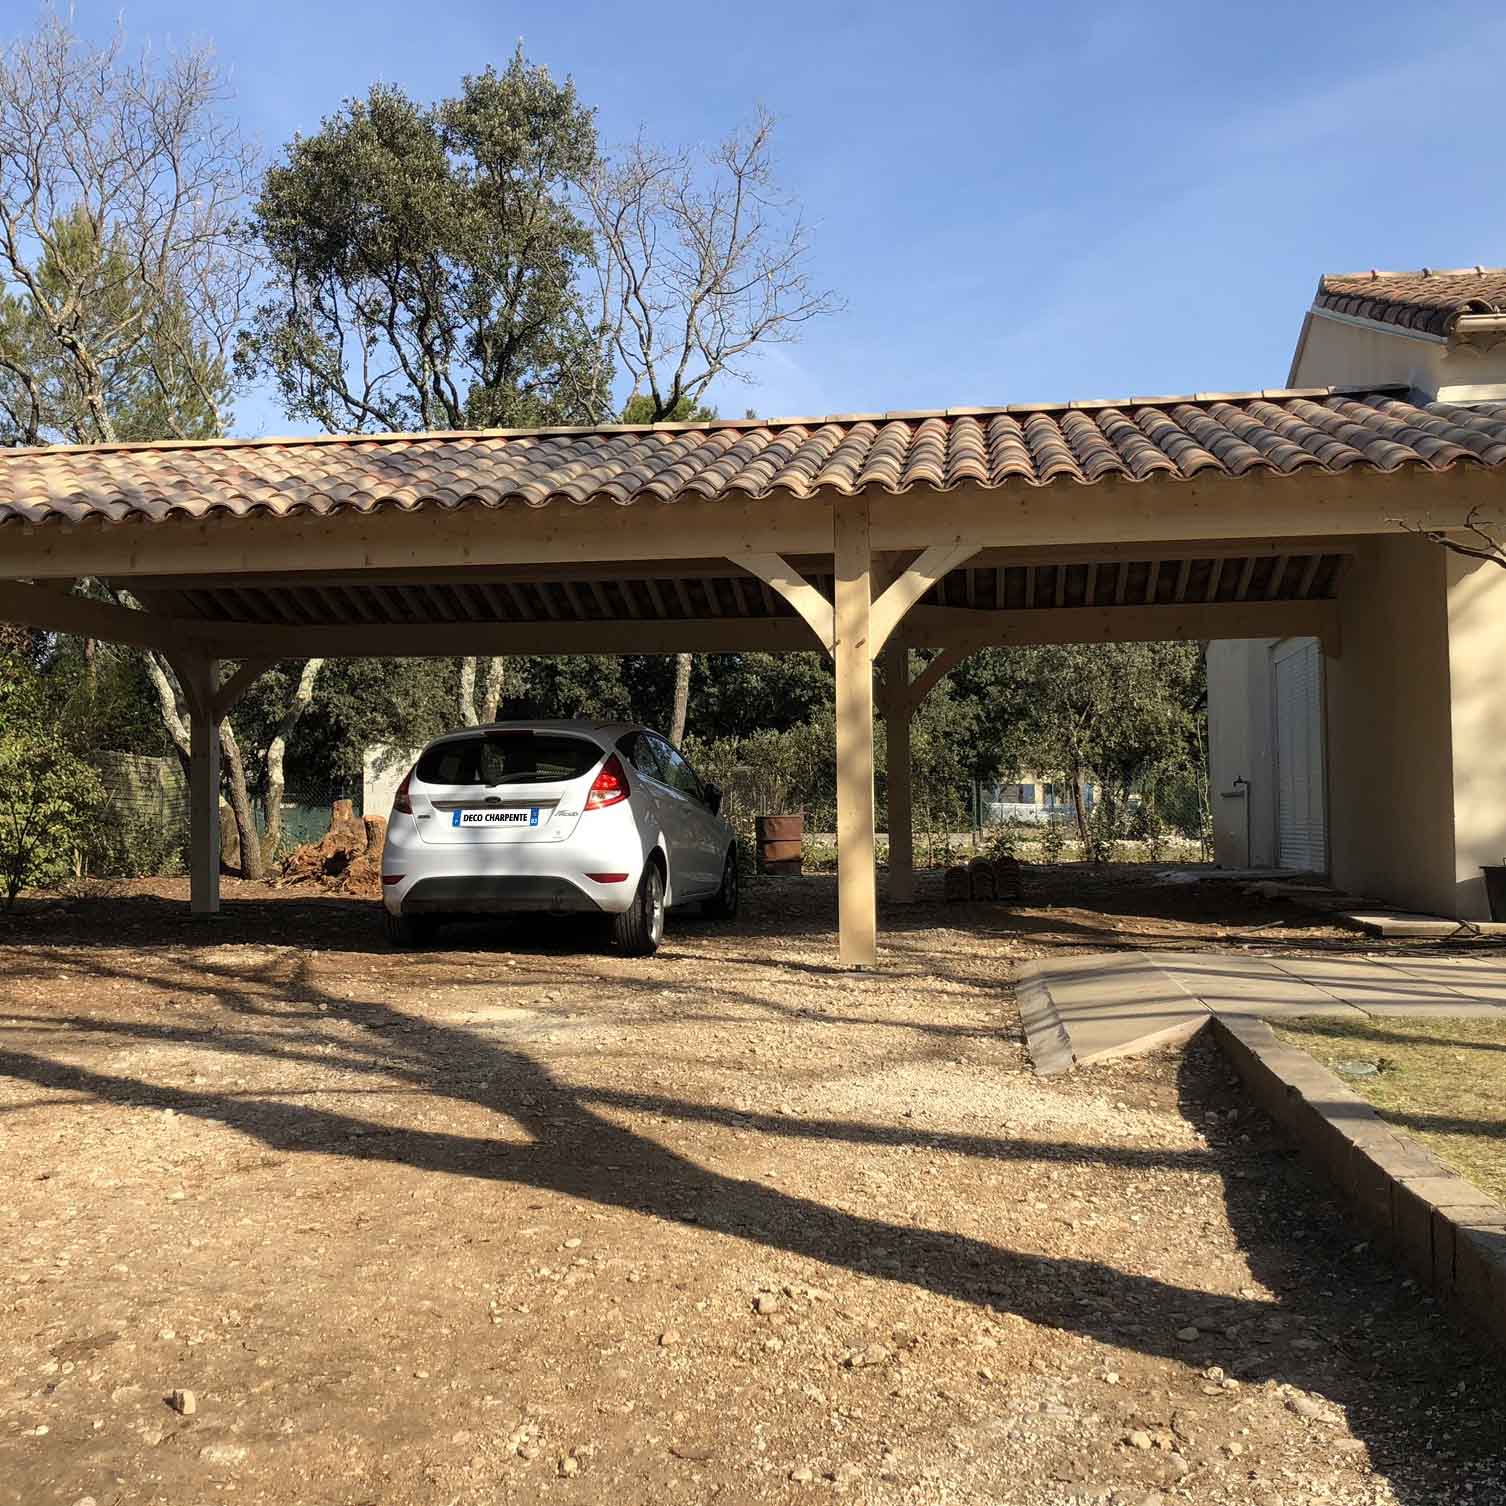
[379,720,738,954]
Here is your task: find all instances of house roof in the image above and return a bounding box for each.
[1315,267,1506,336]
[3,387,1506,531]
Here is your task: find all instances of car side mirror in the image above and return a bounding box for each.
[705,783,723,816]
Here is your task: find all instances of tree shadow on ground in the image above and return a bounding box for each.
[1173,1038,1506,1502]
[1,916,1504,1502]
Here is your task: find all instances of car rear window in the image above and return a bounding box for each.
[415,732,602,787]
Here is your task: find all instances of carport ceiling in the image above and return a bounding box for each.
[125,543,1351,631]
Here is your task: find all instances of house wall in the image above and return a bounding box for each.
[1444,546,1506,915]
[1325,536,1456,912]
[1290,310,1506,401]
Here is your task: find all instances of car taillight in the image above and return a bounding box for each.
[585,753,630,811]
[392,768,414,816]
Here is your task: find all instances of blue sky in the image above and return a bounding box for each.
[61,0,1506,434]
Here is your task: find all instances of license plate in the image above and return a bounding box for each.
[452,808,541,828]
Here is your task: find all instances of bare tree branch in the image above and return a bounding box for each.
[584,108,842,422]
[0,12,255,445]
[1393,506,1506,570]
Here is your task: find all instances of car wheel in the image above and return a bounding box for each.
[382,910,436,948]
[703,845,739,921]
[611,860,665,956]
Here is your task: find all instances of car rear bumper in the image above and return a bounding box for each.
[398,874,609,916]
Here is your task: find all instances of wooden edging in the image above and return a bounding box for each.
[1210,1013,1506,1351]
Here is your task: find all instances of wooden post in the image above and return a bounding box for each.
[834,496,877,966]
[882,641,915,903]
[181,655,222,916]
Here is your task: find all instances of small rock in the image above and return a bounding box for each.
[562,1238,582,1250]
[1286,1393,1330,1421]
[1127,1429,1154,1450]
[842,1343,889,1369]
[559,1454,579,1477]
[198,1442,248,1467]
[169,1389,196,1416]
[754,1293,781,1316]
[658,1329,680,1347]
[790,1467,815,1483]
[1176,1326,1200,1341]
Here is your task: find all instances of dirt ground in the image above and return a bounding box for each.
[2,867,1505,1506]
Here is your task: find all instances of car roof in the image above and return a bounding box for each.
[423,718,646,748]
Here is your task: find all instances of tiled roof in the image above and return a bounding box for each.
[1316,267,1506,336]
[3,388,1506,530]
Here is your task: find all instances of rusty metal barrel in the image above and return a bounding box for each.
[755,814,804,875]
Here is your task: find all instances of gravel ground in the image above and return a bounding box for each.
[1,869,1504,1506]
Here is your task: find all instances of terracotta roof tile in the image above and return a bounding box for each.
[1315,267,1506,336]
[2,387,1504,531]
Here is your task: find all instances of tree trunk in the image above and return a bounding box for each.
[141,649,261,879]
[1069,763,1091,854]
[480,657,506,723]
[219,721,263,880]
[263,658,325,858]
[669,652,692,744]
[459,657,479,727]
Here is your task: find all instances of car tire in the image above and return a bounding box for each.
[382,910,436,948]
[611,860,665,956]
[703,845,739,921]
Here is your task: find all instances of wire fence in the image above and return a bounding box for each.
[85,755,362,877]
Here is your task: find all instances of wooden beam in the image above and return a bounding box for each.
[898,598,1338,650]
[4,465,1493,583]
[211,659,277,721]
[833,496,877,967]
[728,552,835,653]
[881,640,914,904]
[0,580,213,655]
[903,644,972,715]
[870,541,978,653]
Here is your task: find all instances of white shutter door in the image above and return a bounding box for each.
[1274,640,1327,873]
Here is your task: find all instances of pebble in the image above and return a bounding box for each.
[1176,1326,1200,1341]
[789,1467,815,1483]
[1127,1429,1154,1450]
[559,1455,579,1477]
[198,1442,248,1466]
[1285,1393,1330,1421]
[754,1293,781,1316]
[170,1389,196,1416]
[843,1343,889,1369]
[658,1330,680,1347]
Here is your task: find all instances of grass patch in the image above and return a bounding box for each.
[1272,1014,1506,1205]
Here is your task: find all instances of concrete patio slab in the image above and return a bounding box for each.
[1340,911,1506,939]
[1263,955,1506,1016]
[1151,951,1366,1019]
[1016,953,1208,1067]
[1021,950,1506,1075]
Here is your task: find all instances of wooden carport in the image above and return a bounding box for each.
[3,384,1504,962]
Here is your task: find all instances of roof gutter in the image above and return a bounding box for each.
[1452,314,1506,340]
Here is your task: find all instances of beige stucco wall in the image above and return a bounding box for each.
[1445,547,1506,914]
[1291,310,1506,400]
[1326,535,1458,914]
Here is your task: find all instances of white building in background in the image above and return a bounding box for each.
[1208,267,1506,883]
[985,774,1098,825]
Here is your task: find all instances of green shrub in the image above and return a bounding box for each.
[85,802,188,879]
[0,732,106,908]
[1039,815,1067,864]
